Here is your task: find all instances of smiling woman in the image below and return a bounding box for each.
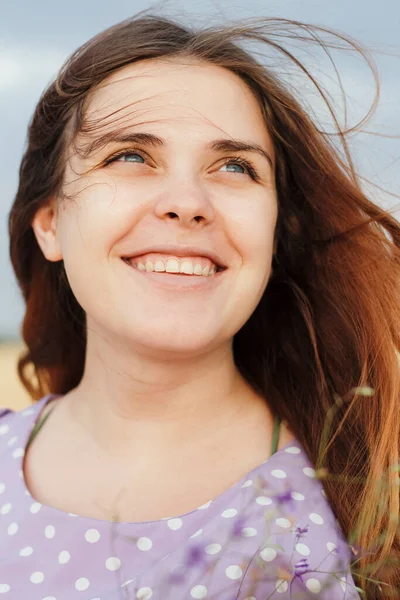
[1,6,400,600]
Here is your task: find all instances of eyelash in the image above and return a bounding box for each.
[104,148,261,182]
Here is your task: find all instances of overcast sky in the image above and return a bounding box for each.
[0,0,399,339]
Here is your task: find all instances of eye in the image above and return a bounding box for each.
[105,150,146,165]
[220,158,260,182]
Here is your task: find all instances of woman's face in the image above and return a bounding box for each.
[34,58,278,358]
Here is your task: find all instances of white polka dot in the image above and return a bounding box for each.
[271,469,287,478]
[190,584,208,598]
[309,512,324,525]
[205,543,221,555]
[137,537,152,551]
[75,578,90,591]
[190,528,203,538]
[7,522,18,535]
[58,550,71,564]
[295,543,310,556]
[306,578,321,593]
[0,584,11,593]
[85,529,100,543]
[1,503,11,515]
[303,467,316,478]
[326,542,337,553]
[244,597,256,600]
[291,491,305,501]
[256,495,272,505]
[7,436,18,446]
[242,527,257,537]
[121,579,134,588]
[19,546,33,557]
[276,578,289,593]
[226,565,242,580]
[12,447,24,458]
[0,483,5,494]
[22,408,35,416]
[68,513,78,517]
[276,517,292,528]
[241,479,252,488]
[30,502,42,513]
[106,557,121,571]
[221,508,237,518]
[285,446,301,454]
[321,489,327,498]
[198,500,212,509]
[167,518,182,530]
[0,424,10,435]
[25,490,31,496]
[30,571,44,584]
[260,547,277,562]
[45,525,55,539]
[43,597,57,600]
[136,588,153,600]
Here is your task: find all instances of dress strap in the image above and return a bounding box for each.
[25,405,56,451]
[270,413,281,456]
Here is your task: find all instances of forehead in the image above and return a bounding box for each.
[82,58,272,151]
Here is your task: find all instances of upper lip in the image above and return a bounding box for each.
[122,245,227,269]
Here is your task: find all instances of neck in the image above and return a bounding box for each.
[63,336,272,459]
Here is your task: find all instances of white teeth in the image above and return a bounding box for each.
[130,258,220,276]
[180,260,194,275]
[165,258,180,273]
[154,260,165,272]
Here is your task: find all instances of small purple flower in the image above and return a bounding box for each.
[295,525,309,542]
[275,488,294,508]
[294,558,310,582]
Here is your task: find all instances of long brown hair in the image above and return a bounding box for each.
[8,7,400,597]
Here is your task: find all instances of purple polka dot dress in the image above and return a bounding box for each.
[0,394,361,599]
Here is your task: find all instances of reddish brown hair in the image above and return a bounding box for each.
[8,8,400,596]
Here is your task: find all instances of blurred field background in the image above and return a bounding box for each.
[0,341,31,411]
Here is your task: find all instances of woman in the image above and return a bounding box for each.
[1,9,399,600]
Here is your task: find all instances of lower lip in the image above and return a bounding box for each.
[121,259,227,290]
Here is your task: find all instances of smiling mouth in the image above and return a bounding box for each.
[121,258,227,286]
[121,257,226,277]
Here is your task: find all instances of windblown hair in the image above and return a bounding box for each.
[8,7,400,597]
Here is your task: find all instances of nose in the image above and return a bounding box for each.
[154,180,215,229]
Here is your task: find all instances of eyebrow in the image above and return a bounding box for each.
[83,131,274,169]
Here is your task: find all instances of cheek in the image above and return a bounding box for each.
[58,188,128,260]
[232,198,277,265]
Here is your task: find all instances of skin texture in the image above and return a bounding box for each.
[28,58,289,520]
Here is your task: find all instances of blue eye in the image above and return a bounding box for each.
[109,152,145,164]
[221,160,248,175]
